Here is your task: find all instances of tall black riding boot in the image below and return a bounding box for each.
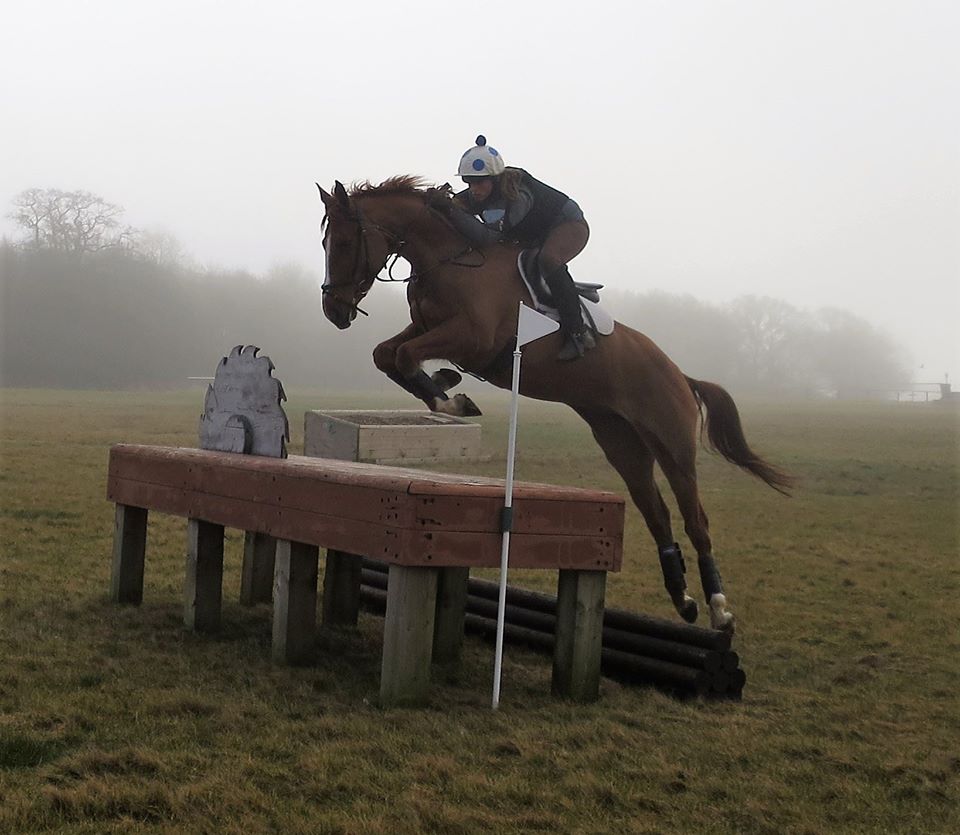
[543,265,588,361]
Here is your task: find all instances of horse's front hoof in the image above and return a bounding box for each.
[433,393,483,418]
[454,393,482,417]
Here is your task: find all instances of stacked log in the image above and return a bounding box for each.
[359,559,745,699]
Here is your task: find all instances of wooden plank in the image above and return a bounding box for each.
[107,478,397,559]
[413,494,624,536]
[107,476,620,570]
[272,539,319,665]
[109,445,621,503]
[393,529,621,571]
[110,504,147,604]
[322,549,362,626]
[380,565,438,707]
[357,424,480,463]
[303,411,360,460]
[184,518,224,633]
[433,567,469,664]
[107,445,624,571]
[110,445,414,492]
[110,447,410,527]
[240,531,276,605]
[552,570,607,702]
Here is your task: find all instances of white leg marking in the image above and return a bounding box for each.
[708,593,735,631]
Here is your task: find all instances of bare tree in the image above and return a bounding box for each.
[730,295,811,388]
[8,188,137,254]
[137,227,187,268]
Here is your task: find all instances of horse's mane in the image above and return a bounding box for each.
[349,175,433,198]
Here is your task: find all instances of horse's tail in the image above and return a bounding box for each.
[685,376,794,496]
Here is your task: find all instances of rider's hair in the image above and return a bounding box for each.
[500,168,522,200]
[453,167,523,210]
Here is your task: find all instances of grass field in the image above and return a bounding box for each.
[1,387,958,834]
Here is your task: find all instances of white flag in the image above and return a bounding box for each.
[517,303,560,347]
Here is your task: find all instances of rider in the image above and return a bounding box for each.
[440,136,593,360]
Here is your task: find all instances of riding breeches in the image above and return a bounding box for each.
[538,220,590,275]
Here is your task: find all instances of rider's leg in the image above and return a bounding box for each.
[539,221,591,360]
[542,264,587,359]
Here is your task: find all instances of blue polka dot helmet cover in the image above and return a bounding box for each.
[458,135,506,177]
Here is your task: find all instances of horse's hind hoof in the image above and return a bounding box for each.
[708,594,735,633]
[678,598,699,623]
[709,610,735,633]
[713,613,736,634]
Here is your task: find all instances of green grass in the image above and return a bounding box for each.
[1,387,958,833]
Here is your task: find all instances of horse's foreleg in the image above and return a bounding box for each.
[393,317,487,417]
[373,325,456,411]
[577,409,699,624]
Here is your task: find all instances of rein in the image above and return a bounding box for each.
[380,243,485,284]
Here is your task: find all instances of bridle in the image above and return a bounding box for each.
[321,202,397,318]
[322,194,486,318]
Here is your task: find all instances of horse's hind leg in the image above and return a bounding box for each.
[653,445,735,632]
[578,410,699,623]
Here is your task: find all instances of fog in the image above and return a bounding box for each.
[1,1,957,383]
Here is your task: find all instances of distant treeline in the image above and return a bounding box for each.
[0,243,908,393]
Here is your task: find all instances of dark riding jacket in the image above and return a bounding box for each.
[450,167,584,248]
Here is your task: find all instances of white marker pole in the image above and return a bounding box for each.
[492,302,560,710]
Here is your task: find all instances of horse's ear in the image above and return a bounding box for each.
[334,181,350,207]
[317,183,336,211]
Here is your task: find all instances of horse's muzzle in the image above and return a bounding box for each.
[322,295,356,330]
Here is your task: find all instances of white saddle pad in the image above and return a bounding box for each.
[516,253,615,336]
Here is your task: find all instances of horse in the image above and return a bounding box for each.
[317,175,792,631]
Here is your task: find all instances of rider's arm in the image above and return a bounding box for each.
[445,205,501,246]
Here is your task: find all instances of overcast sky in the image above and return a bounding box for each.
[2,1,957,380]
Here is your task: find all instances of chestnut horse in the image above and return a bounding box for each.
[318,176,791,631]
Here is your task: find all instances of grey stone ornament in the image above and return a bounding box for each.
[199,345,289,458]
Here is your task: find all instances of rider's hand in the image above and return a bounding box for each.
[426,184,454,213]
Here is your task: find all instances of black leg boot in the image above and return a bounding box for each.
[543,265,588,361]
[658,543,699,623]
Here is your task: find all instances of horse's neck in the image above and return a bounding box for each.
[366,197,471,272]
[368,196,523,319]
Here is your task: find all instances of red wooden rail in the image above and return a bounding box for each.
[107,445,623,570]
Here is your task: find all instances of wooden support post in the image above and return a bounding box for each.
[184,519,224,632]
[380,565,438,707]
[272,539,319,665]
[552,569,607,701]
[240,531,276,605]
[111,504,148,604]
[322,549,362,626]
[433,567,469,664]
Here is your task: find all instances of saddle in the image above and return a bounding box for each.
[516,249,615,336]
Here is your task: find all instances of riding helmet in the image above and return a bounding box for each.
[458,135,505,177]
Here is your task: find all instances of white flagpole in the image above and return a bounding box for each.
[492,302,559,710]
[492,330,523,709]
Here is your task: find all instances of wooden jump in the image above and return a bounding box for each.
[107,444,624,706]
